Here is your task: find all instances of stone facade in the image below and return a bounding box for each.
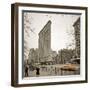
[38,20,51,63]
[73,17,80,58]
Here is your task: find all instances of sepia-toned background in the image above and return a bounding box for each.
[23,10,81,77]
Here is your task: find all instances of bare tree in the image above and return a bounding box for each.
[24,13,35,60]
[66,28,75,49]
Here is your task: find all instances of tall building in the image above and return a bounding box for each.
[73,17,80,58]
[38,20,51,63]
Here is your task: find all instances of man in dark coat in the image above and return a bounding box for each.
[36,67,40,76]
[25,65,29,77]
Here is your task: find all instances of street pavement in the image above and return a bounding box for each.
[27,64,80,77]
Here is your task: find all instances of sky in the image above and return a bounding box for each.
[24,12,80,59]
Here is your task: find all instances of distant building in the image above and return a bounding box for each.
[35,48,39,63]
[73,17,80,58]
[28,48,39,64]
[51,51,57,58]
[50,51,57,64]
[38,20,52,63]
[58,49,75,64]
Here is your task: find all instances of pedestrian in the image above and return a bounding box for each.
[55,67,57,75]
[50,66,53,74]
[57,67,59,75]
[36,67,40,76]
[25,65,29,77]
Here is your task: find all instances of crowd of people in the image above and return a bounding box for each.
[24,64,63,77]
